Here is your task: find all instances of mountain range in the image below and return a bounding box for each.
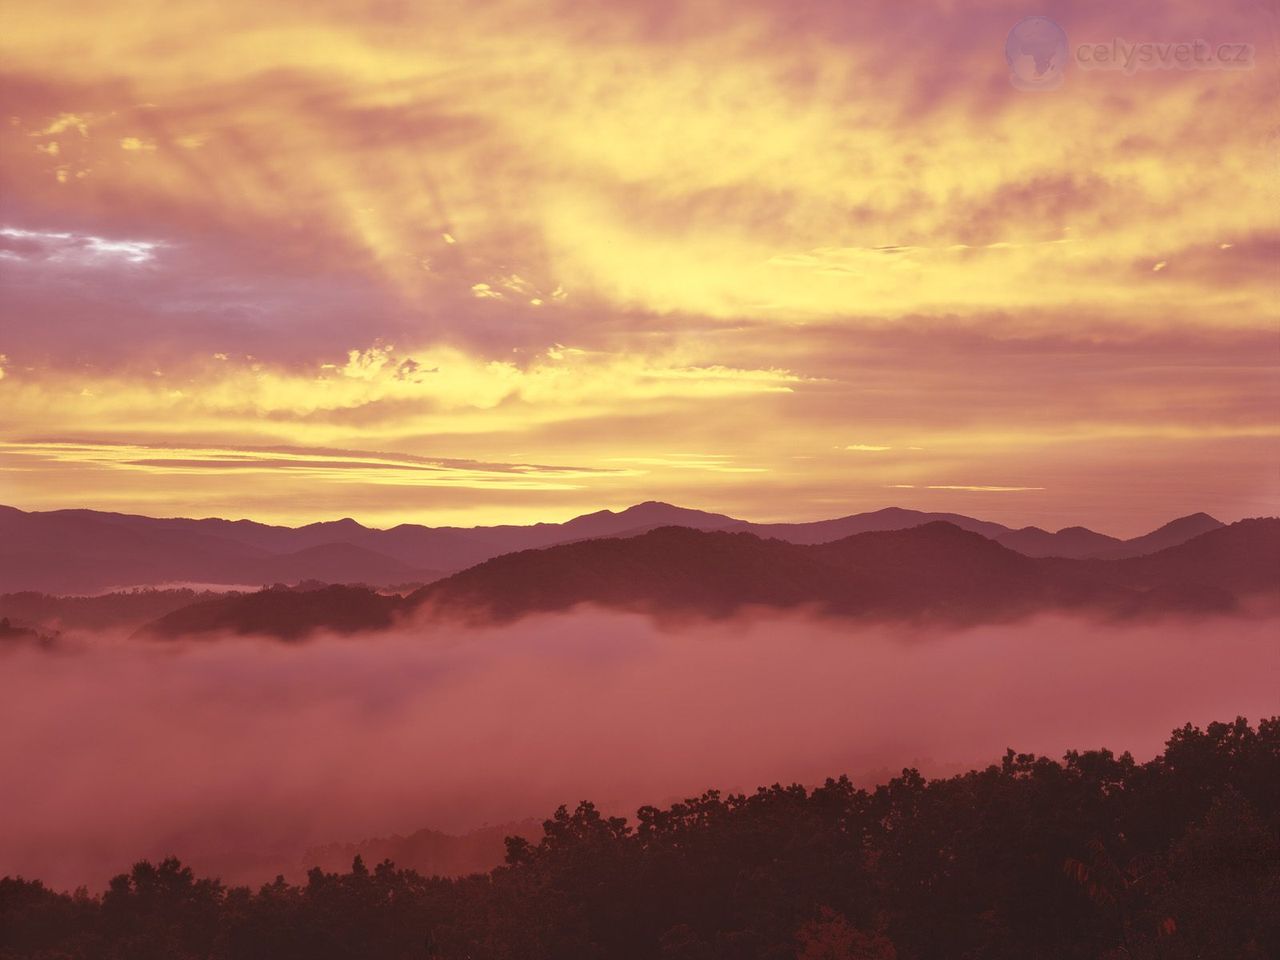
[0,502,1230,595]
[133,517,1279,638]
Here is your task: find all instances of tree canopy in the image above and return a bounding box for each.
[3,718,1277,959]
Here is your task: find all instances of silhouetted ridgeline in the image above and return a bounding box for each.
[2,718,1277,959]
[129,518,1279,638]
[0,502,1230,595]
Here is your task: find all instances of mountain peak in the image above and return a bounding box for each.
[1163,512,1221,527]
[301,517,366,531]
[619,501,698,518]
[857,507,925,520]
[564,501,738,529]
[1141,513,1225,539]
[1086,511,1226,559]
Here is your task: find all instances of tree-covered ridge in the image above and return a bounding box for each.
[4,718,1277,960]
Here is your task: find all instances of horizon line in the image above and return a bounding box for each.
[3,499,1255,542]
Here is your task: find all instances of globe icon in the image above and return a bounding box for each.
[1005,17,1069,90]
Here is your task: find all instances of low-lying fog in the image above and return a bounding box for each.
[2,609,1276,891]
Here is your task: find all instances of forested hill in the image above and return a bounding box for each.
[3,717,1277,959]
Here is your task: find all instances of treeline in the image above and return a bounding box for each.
[3,718,1277,959]
[0,589,242,633]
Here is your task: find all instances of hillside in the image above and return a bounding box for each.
[136,584,403,640]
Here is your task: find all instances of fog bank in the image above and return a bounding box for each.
[2,610,1276,891]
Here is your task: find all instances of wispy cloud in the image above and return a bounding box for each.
[926,485,1045,493]
[0,439,618,490]
[0,226,163,264]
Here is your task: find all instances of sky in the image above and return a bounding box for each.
[0,0,1277,535]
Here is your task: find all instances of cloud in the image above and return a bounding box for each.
[920,485,1046,493]
[0,0,1275,530]
[0,226,162,264]
[0,343,799,438]
[2,321,1276,533]
[0,439,620,491]
[2,0,1274,326]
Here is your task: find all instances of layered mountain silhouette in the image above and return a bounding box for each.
[1088,512,1226,559]
[0,504,447,594]
[407,520,1274,624]
[0,501,1230,595]
[134,518,1278,638]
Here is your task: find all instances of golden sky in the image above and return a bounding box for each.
[1,0,1277,534]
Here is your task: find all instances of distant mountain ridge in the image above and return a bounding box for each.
[405,519,1275,626]
[134,518,1279,638]
[0,501,1231,595]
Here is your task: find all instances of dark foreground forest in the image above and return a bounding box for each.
[3,718,1277,960]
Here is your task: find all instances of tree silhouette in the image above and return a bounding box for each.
[2,717,1277,959]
